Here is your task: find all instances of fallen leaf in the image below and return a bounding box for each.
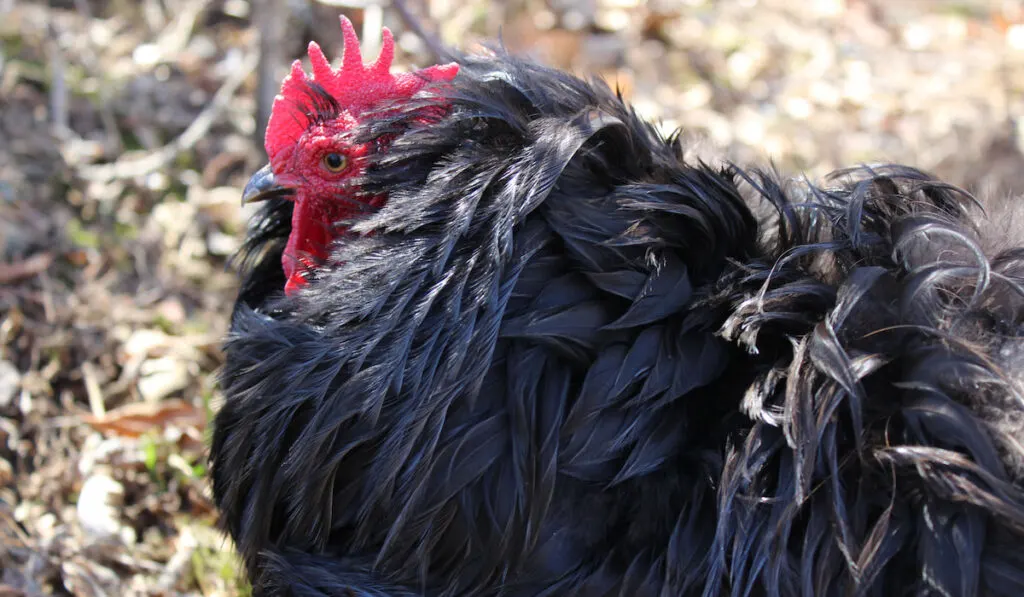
[82,399,205,438]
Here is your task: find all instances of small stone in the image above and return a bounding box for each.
[784,96,813,120]
[207,230,240,256]
[77,474,125,540]
[36,512,58,540]
[678,81,712,110]
[145,171,169,192]
[185,34,219,62]
[189,185,244,225]
[595,9,631,32]
[156,299,187,326]
[1009,24,1024,51]
[902,22,932,50]
[122,329,173,360]
[632,98,663,122]
[138,357,191,402]
[179,169,201,188]
[726,42,768,90]
[942,16,968,43]
[132,44,161,67]
[149,201,198,248]
[562,10,590,31]
[662,17,706,49]
[0,361,20,409]
[708,23,742,51]
[534,10,558,30]
[77,433,119,477]
[222,0,250,19]
[812,0,844,17]
[137,358,191,403]
[841,60,873,105]
[808,81,840,108]
[733,106,766,146]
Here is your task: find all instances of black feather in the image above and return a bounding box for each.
[211,49,1024,596]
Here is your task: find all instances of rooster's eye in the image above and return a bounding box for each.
[322,153,347,173]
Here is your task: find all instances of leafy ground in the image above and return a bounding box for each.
[1,0,1023,594]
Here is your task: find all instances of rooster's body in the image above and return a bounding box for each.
[211,19,1024,597]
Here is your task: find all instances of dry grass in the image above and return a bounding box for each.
[1,0,1022,594]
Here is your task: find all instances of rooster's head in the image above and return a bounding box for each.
[242,16,459,295]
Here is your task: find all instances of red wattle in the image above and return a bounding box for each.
[283,197,332,296]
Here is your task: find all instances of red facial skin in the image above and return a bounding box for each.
[270,117,373,295]
[262,17,459,296]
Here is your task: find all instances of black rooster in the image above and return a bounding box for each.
[211,18,1024,597]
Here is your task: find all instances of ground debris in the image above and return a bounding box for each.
[1,0,1022,595]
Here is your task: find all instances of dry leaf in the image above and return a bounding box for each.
[82,399,205,438]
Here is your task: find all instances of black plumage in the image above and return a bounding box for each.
[211,50,1024,596]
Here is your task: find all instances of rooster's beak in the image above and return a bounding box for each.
[242,164,293,205]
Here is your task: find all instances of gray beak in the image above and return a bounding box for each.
[242,164,292,205]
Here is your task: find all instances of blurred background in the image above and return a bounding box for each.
[1,0,1023,594]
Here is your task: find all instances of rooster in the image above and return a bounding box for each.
[211,17,1024,596]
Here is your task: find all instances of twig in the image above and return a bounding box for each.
[255,0,288,146]
[46,24,69,137]
[81,362,105,419]
[152,0,208,63]
[0,502,31,546]
[70,0,125,156]
[392,0,450,63]
[77,49,259,182]
[0,253,53,285]
[38,273,56,324]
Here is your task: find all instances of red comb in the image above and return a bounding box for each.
[265,16,459,165]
